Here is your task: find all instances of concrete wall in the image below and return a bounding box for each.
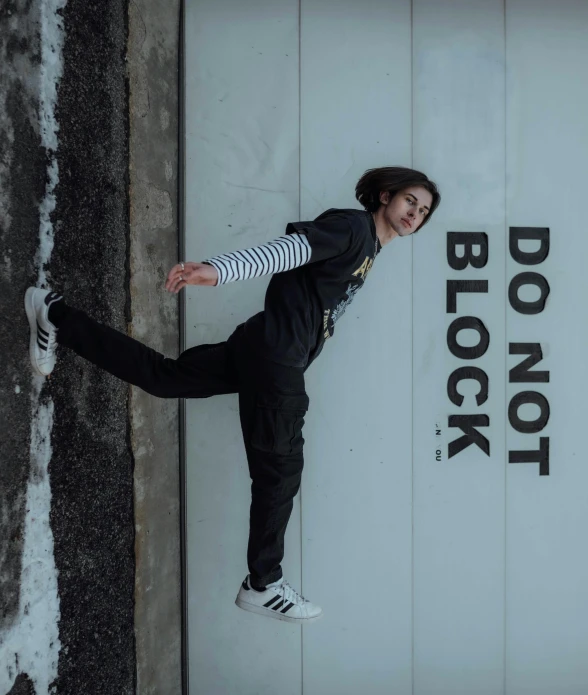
[0,0,182,693]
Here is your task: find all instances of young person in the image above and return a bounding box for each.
[25,166,440,625]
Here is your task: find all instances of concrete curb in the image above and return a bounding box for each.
[128,0,182,693]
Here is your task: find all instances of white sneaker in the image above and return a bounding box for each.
[235,575,323,624]
[25,287,62,377]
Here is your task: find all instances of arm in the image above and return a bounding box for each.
[165,232,312,293]
[204,232,311,285]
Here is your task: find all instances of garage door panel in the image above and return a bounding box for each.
[300,2,414,693]
[505,2,588,692]
[412,2,506,693]
[185,2,302,693]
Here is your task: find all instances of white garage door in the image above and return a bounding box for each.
[183,1,588,693]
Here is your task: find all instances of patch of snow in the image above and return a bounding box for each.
[0,0,68,693]
[37,0,68,289]
[0,381,61,694]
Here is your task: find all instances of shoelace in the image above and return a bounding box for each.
[45,328,57,358]
[276,580,307,605]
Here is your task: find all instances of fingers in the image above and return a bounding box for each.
[168,279,185,294]
[165,262,213,292]
[169,275,186,293]
[167,263,183,279]
[166,263,192,293]
[165,263,184,292]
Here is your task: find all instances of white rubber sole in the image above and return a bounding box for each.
[25,287,49,377]
[235,596,323,624]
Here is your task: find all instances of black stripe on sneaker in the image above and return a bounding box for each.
[37,337,47,351]
[280,602,294,614]
[44,292,62,306]
[263,595,281,608]
[37,322,49,338]
[272,599,285,611]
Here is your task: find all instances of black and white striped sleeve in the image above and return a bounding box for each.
[202,232,312,285]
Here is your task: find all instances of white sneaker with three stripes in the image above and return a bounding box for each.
[235,575,323,624]
[25,287,62,377]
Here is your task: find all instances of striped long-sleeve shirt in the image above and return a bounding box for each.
[203,232,312,285]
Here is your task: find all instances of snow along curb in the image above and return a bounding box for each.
[0,0,67,692]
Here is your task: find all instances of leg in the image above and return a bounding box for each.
[232,339,309,588]
[56,303,238,398]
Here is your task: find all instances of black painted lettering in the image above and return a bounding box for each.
[447,316,490,360]
[508,272,550,315]
[448,415,490,458]
[446,280,489,313]
[509,227,550,265]
[509,437,550,476]
[447,232,489,270]
[509,343,549,383]
[447,366,489,407]
[508,391,550,433]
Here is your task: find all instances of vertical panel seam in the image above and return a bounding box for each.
[178,1,189,692]
[503,1,508,694]
[410,1,415,694]
[299,0,304,692]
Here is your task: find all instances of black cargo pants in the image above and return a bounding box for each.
[56,306,308,587]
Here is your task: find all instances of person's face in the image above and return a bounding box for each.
[379,185,433,236]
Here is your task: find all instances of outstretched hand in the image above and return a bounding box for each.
[165,262,219,293]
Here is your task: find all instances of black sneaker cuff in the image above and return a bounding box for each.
[47,299,70,327]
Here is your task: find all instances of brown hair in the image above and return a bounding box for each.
[355,166,441,232]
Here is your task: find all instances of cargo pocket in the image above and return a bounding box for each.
[250,392,309,456]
